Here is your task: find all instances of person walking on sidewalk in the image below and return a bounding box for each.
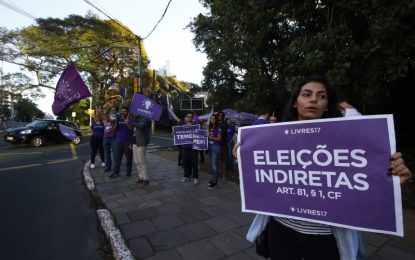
[207,114,222,189]
[132,115,151,186]
[102,113,115,172]
[110,107,134,179]
[177,111,200,184]
[90,114,105,169]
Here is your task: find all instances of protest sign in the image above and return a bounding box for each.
[192,129,208,150]
[237,115,403,236]
[173,125,200,145]
[130,93,163,121]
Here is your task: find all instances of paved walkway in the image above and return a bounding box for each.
[87,152,415,260]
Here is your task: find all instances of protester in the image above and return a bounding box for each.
[174,111,199,184]
[217,111,228,181]
[207,114,222,189]
[110,107,134,179]
[132,115,151,186]
[102,113,115,172]
[261,75,412,259]
[89,114,105,169]
[252,111,270,125]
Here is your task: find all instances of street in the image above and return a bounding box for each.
[0,136,111,259]
[0,125,174,259]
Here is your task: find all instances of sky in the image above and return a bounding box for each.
[0,0,208,115]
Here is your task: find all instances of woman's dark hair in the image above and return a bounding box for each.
[209,114,218,130]
[282,75,342,122]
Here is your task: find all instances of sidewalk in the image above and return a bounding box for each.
[87,152,415,260]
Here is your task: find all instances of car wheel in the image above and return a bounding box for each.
[31,136,44,147]
[72,135,81,145]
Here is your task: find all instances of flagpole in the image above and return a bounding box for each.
[89,96,92,126]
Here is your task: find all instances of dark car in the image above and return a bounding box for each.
[4,119,82,147]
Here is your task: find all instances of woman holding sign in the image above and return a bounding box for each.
[258,75,412,259]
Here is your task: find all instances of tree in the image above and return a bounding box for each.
[13,98,44,121]
[189,0,415,136]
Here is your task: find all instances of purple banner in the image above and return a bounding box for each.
[173,125,200,145]
[192,129,208,150]
[130,93,163,121]
[237,115,403,236]
[52,63,92,115]
[58,124,77,141]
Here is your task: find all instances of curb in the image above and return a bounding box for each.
[83,160,135,260]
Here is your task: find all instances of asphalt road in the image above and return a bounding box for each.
[0,138,111,259]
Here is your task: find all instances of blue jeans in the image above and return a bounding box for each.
[103,138,114,169]
[208,143,220,183]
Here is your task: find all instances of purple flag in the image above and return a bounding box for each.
[192,110,200,124]
[166,96,178,120]
[130,93,163,121]
[58,124,77,141]
[237,115,403,236]
[52,63,92,115]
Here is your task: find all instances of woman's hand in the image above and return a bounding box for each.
[389,152,413,184]
[232,141,243,158]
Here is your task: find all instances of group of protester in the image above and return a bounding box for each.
[172,109,239,189]
[88,75,412,259]
[89,106,151,187]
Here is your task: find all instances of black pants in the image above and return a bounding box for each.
[182,148,198,178]
[266,218,340,260]
[112,140,132,175]
[90,136,104,164]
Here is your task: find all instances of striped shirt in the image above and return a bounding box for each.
[274,217,332,235]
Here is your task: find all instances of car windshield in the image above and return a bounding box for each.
[26,120,49,128]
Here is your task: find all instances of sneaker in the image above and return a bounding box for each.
[208,182,218,190]
[139,180,149,187]
[207,180,213,186]
[180,177,190,183]
[109,174,119,179]
[193,178,199,185]
[136,179,144,184]
[90,163,95,169]
[101,162,106,167]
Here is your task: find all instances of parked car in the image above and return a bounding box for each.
[4,119,82,147]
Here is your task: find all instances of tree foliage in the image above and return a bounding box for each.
[189,0,415,135]
[1,13,192,117]
[13,98,44,121]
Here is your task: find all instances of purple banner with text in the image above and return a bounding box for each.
[237,115,403,236]
[130,93,163,121]
[193,129,208,150]
[173,125,200,145]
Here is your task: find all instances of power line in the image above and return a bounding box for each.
[0,0,36,20]
[82,0,138,40]
[143,0,172,40]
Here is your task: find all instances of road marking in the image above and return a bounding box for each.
[46,159,74,164]
[0,152,43,157]
[70,143,78,160]
[152,136,173,140]
[0,164,42,172]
